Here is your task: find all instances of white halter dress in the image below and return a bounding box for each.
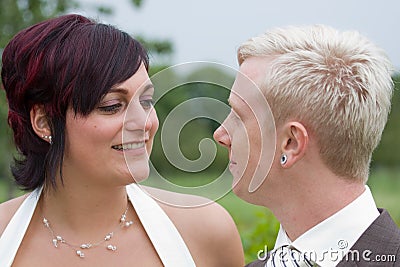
[0,183,196,267]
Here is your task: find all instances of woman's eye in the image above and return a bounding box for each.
[140,99,154,110]
[98,103,123,114]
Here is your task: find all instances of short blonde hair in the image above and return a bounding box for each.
[238,25,393,182]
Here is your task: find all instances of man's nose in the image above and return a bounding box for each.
[213,125,231,148]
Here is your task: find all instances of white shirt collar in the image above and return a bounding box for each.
[274,185,379,266]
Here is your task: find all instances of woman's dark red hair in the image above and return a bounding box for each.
[1,14,149,190]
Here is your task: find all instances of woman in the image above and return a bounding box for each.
[0,14,244,266]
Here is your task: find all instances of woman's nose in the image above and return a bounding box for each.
[124,103,152,132]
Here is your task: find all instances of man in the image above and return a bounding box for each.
[214,25,400,266]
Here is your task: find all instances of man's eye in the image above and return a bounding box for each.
[231,109,240,119]
[98,103,123,114]
[140,99,154,109]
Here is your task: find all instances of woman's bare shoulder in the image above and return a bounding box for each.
[0,194,29,236]
[140,185,245,266]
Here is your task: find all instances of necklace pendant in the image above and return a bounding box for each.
[120,214,126,223]
[43,218,49,228]
[76,250,85,258]
[124,221,133,227]
[80,243,92,249]
[51,236,63,248]
[104,232,114,241]
[107,244,117,251]
[43,201,130,258]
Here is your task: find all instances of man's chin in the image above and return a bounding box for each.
[232,179,264,206]
[232,179,249,198]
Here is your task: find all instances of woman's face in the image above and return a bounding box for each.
[63,64,158,186]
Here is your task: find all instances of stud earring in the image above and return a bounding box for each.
[280,154,287,165]
[42,135,53,145]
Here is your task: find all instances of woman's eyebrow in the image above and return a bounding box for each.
[108,88,129,94]
[108,83,154,95]
[142,83,154,93]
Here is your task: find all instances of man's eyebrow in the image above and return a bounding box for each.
[228,95,238,109]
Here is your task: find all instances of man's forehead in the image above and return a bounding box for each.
[229,57,274,118]
[228,78,267,114]
[239,56,275,79]
[230,69,265,103]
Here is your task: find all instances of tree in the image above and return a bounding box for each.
[0,0,73,50]
[149,65,233,178]
[372,74,400,168]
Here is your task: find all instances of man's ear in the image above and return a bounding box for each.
[280,122,309,168]
[30,105,52,143]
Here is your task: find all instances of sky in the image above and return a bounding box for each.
[74,0,400,71]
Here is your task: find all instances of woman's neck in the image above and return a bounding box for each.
[40,180,130,242]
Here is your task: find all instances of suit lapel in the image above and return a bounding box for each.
[337,209,400,266]
[245,209,400,267]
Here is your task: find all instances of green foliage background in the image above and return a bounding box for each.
[0,1,399,264]
[372,75,400,167]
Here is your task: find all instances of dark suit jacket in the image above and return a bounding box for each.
[246,209,400,266]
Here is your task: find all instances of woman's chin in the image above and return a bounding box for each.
[127,169,150,184]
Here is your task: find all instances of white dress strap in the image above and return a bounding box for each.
[0,187,42,267]
[126,184,196,267]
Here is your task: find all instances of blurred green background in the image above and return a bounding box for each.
[0,1,399,264]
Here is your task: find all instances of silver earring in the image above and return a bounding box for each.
[280,154,287,165]
[42,135,53,145]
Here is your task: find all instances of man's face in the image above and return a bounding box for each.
[213,57,276,202]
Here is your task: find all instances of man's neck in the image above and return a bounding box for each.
[272,176,365,241]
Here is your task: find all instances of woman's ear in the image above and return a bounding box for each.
[30,105,52,143]
[280,121,308,168]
